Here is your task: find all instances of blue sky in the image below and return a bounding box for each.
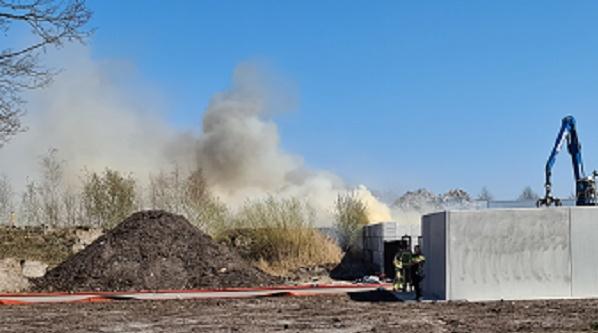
[56,1,598,199]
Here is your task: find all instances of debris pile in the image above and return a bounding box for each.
[393,188,477,212]
[393,189,441,212]
[35,210,279,291]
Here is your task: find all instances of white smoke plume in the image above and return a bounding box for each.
[0,47,176,190]
[0,47,392,226]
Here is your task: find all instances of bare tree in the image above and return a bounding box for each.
[39,148,64,226]
[518,186,539,202]
[335,193,369,251]
[20,178,40,226]
[0,0,92,146]
[148,166,228,234]
[477,186,494,202]
[0,174,14,224]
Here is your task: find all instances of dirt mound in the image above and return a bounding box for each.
[35,210,279,291]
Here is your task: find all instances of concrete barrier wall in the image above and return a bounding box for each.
[422,212,446,300]
[571,208,598,297]
[363,222,422,275]
[423,207,598,301]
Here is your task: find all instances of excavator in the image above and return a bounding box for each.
[537,115,598,207]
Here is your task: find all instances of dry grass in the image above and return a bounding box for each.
[0,226,81,266]
[253,231,342,277]
[219,197,341,276]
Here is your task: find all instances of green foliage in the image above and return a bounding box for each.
[335,193,369,251]
[82,169,136,228]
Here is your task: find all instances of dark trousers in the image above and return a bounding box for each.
[411,272,423,300]
[413,277,422,300]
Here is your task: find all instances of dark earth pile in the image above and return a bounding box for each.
[34,210,279,291]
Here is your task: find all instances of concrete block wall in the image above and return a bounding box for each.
[422,207,598,301]
[362,223,385,271]
[421,212,447,300]
[362,222,421,275]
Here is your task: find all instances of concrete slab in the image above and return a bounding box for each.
[422,212,446,300]
[447,209,570,301]
[423,207,598,301]
[571,207,598,297]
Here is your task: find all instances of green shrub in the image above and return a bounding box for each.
[82,168,136,228]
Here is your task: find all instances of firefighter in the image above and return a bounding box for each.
[393,245,412,292]
[410,245,426,301]
[392,250,404,291]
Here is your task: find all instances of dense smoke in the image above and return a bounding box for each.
[188,64,392,222]
[0,47,392,225]
[0,47,174,189]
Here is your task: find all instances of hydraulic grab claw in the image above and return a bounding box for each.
[536,184,561,207]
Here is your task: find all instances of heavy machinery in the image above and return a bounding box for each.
[537,116,598,207]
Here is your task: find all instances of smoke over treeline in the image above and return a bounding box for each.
[0,47,393,226]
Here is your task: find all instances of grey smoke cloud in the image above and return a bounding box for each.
[0,47,392,225]
[0,46,174,189]
[192,63,393,223]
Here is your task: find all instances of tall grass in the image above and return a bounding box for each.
[220,197,341,275]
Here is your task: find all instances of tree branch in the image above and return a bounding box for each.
[0,0,92,146]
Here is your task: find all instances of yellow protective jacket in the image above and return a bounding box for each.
[393,253,402,269]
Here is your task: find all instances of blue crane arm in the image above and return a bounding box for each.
[544,116,586,188]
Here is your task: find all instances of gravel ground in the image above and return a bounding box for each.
[2,294,598,333]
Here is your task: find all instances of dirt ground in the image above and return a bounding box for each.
[2,293,598,333]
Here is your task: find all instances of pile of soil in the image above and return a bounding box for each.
[34,210,279,291]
